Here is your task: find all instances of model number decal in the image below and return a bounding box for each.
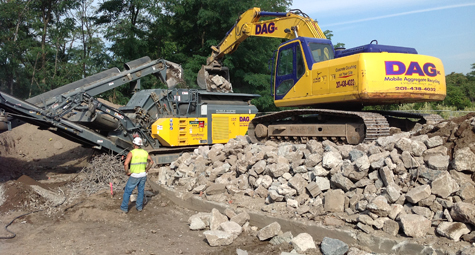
[336,79,355,88]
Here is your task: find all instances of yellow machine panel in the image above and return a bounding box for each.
[275,52,446,107]
[358,53,446,103]
[151,117,208,147]
[212,114,255,144]
[151,114,256,147]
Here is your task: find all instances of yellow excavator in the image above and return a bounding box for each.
[198,7,446,144]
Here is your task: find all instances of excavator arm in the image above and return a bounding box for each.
[198,7,326,91]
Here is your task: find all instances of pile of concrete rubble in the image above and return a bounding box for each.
[189,207,360,254]
[156,115,475,248]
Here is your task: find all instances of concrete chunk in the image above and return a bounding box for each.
[401,151,419,169]
[322,151,343,169]
[436,222,470,241]
[306,182,321,198]
[367,195,391,217]
[270,231,293,245]
[210,208,228,230]
[220,221,242,238]
[425,136,443,148]
[288,174,308,195]
[406,184,431,204]
[453,147,475,172]
[431,172,459,198]
[205,183,227,196]
[315,176,330,191]
[230,211,250,226]
[330,173,355,192]
[291,233,316,253]
[426,155,450,170]
[399,214,431,238]
[257,222,281,241]
[379,167,394,186]
[389,204,404,220]
[203,230,234,246]
[188,212,210,226]
[451,202,475,226]
[189,217,207,230]
[320,237,349,255]
[270,156,290,177]
[383,219,399,236]
[324,189,345,213]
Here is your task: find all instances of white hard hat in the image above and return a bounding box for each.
[133,137,143,146]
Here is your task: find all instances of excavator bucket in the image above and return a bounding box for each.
[124,57,185,90]
[197,65,233,93]
[164,61,185,89]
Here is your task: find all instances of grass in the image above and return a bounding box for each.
[396,103,475,119]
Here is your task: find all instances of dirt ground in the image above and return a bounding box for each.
[2,113,475,255]
[0,124,295,255]
[0,185,287,255]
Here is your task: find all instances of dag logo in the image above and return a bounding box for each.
[239,116,250,122]
[385,61,439,77]
[256,22,276,35]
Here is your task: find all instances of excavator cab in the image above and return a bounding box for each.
[273,37,334,101]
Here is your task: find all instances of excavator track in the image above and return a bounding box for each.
[248,109,390,145]
[375,111,445,132]
[376,111,444,124]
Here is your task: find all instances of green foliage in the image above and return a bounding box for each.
[0,0,111,99]
[394,63,475,119]
[0,0,472,120]
[442,72,475,110]
[323,29,345,49]
[150,0,290,111]
[362,104,399,111]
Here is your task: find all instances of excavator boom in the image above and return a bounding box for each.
[197,8,326,91]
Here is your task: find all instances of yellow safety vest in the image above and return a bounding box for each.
[130,149,148,174]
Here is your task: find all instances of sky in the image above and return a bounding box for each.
[290,0,475,75]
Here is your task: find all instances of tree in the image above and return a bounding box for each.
[324,30,345,49]
[68,0,111,77]
[467,63,475,84]
[94,0,163,103]
[0,0,35,98]
[152,0,291,111]
[95,0,155,62]
[27,0,83,91]
[443,72,472,109]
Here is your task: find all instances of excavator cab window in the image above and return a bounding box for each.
[276,47,294,96]
[275,42,305,98]
[309,43,334,63]
[277,47,293,76]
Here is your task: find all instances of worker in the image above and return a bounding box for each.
[120,137,154,213]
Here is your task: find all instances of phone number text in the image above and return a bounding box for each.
[395,87,436,92]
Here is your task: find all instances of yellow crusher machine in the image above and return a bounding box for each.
[198,7,446,144]
[0,57,259,164]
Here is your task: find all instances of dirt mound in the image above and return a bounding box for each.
[0,122,92,182]
[417,112,475,159]
[0,175,53,213]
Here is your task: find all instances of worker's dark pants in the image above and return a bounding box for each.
[120,176,147,212]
